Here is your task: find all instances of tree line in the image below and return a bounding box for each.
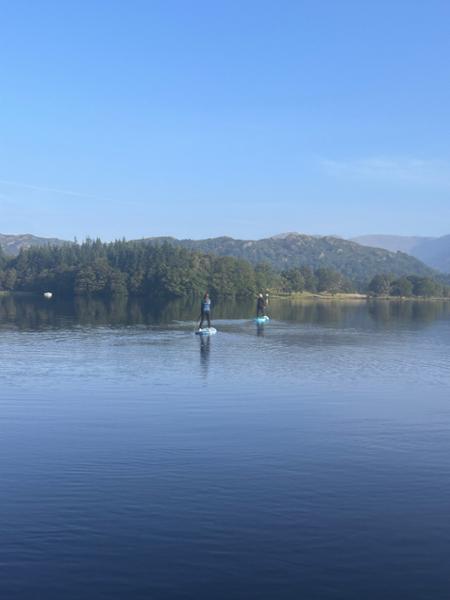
[368,273,450,298]
[0,240,447,299]
[0,240,274,298]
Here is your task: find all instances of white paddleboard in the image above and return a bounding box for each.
[195,327,217,336]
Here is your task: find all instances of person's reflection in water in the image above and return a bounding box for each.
[199,335,211,377]
[256,323,265,337]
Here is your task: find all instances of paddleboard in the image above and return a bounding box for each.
[255,316,270,324]
[195,327,217,336]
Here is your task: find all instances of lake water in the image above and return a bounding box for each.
[1,294,450,599]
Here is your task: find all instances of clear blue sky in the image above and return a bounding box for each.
[1,0,449,241]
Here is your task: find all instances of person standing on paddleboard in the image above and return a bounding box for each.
[256,293,266,318]
[198,292,212,329]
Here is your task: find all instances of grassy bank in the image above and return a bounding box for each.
[269,291,367,301]
[367,295,450,301]
[270,291,449,302]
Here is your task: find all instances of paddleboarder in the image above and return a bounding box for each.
[256,293,267,318]
[198,292,212,330]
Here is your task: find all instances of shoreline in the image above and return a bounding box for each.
[270,291,450,302]
[270,291,367,301]
[1,289,449,302]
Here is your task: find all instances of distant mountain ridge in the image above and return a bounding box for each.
[0,233,69,256]
[353,234,450,273]
[136,232,437,286]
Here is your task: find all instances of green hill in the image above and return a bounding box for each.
[138,233,437,287]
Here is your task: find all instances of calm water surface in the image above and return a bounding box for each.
[1,295,450,599]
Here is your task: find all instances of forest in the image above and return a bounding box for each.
[0,240,273,298]
[0,240,447,299]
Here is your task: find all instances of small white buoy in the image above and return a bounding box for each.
[43,292,53,299]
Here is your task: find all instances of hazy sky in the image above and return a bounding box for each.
[1,0,449,241]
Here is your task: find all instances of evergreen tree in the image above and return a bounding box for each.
[368,274,392,296]
[281,268,305,292]
[391,277,413,297]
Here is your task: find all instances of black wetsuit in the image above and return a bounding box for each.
[256,298,266,317]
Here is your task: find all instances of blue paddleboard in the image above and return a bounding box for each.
[255,316,270,324]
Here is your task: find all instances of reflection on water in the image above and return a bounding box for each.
[367,298,450,325]
[199,335,211,377]
[0,294,256,329]
[1,293,449,330]
[256,322,265,336]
